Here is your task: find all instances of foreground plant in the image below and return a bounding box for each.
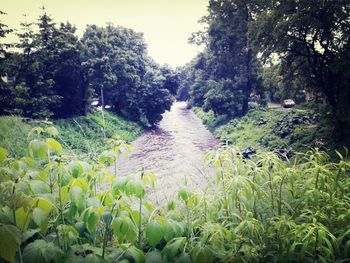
[0,127,349,262]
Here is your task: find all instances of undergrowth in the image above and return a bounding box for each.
[0,127,349,262]
[193,105,341,156]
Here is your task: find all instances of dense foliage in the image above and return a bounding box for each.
[0,127,350,262]
[0,9,178,125]
[178,0,350,137]
[178,0,265,117]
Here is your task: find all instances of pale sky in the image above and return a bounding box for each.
[0,0,208,68]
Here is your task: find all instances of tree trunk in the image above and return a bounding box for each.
[100,87,105,108]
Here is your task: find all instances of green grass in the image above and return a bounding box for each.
[0,116,32,157]
[0,110,143,157]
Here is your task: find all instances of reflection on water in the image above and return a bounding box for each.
[115,102,218,203]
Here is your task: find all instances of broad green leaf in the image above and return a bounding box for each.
[98,150,117,165]
[70,186,86,213]
[87,197,101,208]
[29,140,48,160]
[164,220,184,241]
[15,207,30,230]
[32,208,48,231]
[126,180,146,198]
[112,215,137,243]
[57,225,79,245]
[145,250,164,263]
[23,239,62,263]
[31,197,54,214]
[47,138,62,155]
[146,220,165,247]
[74,222,86,235]
[29,180,50,194]
[82,208,101,234]
[162,237,186,261]
[121,245,145,263]
[112,178,129,196]
[70,178,88,192]
[0,224,21,263]
[131,210,141,227]
[68,161,83,178]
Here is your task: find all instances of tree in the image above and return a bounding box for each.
[82,24,172,126]
[160,65,179,96]
[251,0,350,131]
[138,62,172,125]
[1,8,88,119]
[0,10,12,54]
[22,7,62,118]
[0,11,14,115]
[189,0,263,117]
[50,22,89,117]
[81,24,117,109]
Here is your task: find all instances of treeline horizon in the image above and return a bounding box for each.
[0,7,179,126]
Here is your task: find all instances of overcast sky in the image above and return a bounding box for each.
[1,0,208,68]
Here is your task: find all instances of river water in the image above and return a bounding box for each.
[115,101,218,204]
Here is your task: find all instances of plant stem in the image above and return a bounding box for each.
[315,168,320,190]
[138,169,144,247]
[57,172,65,225]
[278,174,287,216]
[47,152,53,194]
[100,87,106,140]
[186,201,190,241]
[138,196,142,247]
[268,170,275,212]
[102,203,116,259]
[12,185,23,263]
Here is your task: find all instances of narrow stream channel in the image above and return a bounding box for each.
[115,101,219,203]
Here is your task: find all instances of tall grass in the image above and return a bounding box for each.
[0,110,143,158]
[54,110,142,157]
[0,116,31,157]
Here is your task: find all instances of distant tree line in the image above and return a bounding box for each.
[177,0,350,131]
[0,8,179,126]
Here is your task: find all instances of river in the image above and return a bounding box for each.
[115,101,219,204]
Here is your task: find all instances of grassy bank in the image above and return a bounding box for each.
[194,104,340,155]
[0,110,143,158]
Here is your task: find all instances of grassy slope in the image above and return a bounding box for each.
[0,110,143,157]
[194,104,337,155]
[0,116,32,157]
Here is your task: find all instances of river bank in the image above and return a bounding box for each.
[193,104,341,156]
[0,110,143,158]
